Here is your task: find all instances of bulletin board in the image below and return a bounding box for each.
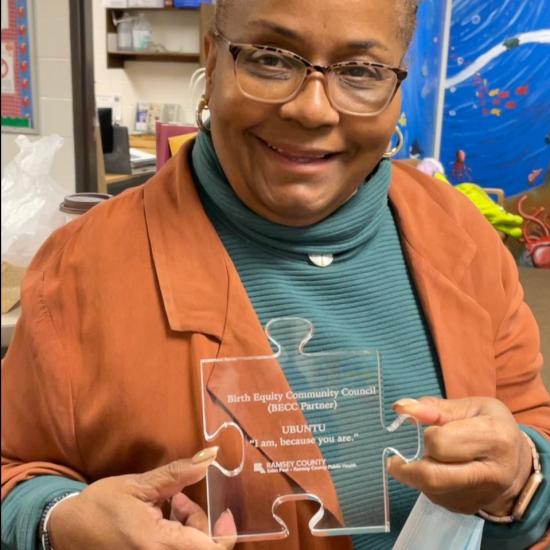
[1,0,38,133]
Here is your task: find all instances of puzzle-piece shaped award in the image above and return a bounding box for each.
[201,317,422,543]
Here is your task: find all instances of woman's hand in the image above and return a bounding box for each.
[48,447,236,550]
[387,397,533,516]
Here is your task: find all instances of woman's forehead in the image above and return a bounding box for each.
[221,0,404,60]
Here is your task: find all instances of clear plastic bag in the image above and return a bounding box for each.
[1,134,71,268]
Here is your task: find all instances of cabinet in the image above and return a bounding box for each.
[105,4,214,68]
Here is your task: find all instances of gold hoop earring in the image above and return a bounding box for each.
[383,126,404,159]
[196,95,210,134]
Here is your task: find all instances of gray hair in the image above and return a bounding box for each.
[214,0,419,50]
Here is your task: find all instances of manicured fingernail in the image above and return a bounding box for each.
[222,508,234,519]
[393,398,420,410]
[191,446,219,465]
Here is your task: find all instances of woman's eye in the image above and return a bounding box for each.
[250,52,287,68]
[340,65,377,80]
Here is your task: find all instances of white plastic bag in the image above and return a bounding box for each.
[1,134,71,267]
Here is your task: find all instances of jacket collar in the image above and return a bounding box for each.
[390,162,494,399]
[389,161,477,285]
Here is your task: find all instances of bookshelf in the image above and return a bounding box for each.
[106,5,214,68]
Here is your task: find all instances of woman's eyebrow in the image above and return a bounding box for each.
[246,18,301,40]
[245,19,388,53]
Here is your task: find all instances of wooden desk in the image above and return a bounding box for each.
[129,134,156,155]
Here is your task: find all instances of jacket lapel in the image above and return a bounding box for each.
[390,162,496,398]
[143,142,227,338]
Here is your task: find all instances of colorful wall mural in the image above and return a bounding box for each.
[398,0,449,161]
[399,0,549,198]
[441,0,549,196]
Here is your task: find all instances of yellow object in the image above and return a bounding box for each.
[432,173,523,238]
[168,132,197,156]
[455,183,523,238]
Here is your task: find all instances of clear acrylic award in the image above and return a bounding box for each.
[201,317,422,543]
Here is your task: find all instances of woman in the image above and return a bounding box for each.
[2,1,549,549]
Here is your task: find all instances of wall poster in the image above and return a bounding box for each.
[1,0,38,133]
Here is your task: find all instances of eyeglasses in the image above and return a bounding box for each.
[213,30,407,117]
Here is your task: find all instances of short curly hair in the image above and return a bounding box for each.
[214,0,419,50]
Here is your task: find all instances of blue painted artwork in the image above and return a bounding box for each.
[397,0,449,160]
[440,0,550,196]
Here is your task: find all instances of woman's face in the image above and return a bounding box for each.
[205,0,406,226]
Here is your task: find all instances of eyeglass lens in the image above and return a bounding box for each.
[235,46,399,115]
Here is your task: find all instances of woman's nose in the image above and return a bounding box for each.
[278,75,340,128]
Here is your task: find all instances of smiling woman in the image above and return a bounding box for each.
[1,1,550,550]
[204,0,411,226]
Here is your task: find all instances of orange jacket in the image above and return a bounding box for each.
[2,143,549,549]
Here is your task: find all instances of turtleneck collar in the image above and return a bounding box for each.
[191,131,392,260]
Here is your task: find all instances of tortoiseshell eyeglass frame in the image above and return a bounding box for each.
[211,29,408,116]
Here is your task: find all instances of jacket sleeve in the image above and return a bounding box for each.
[493,243,550,438]
[1,228,87,502]
[481,241,550,549]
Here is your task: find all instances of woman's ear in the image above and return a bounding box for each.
[203,34,218,98]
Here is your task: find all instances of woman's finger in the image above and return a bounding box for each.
[170,492,209,533]
[387,455,502,497]
[423,416,506,463]
[213,509,237,550]
[169,496,236,550]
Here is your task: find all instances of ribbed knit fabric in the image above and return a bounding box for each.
[192,132,444,549]
[1,475,86,550]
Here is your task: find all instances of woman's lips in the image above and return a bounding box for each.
[256,136,342,169]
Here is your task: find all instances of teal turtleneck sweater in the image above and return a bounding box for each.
[192,131,444,549]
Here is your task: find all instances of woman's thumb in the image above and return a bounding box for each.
[392,397,443,425]
[132,446,219,502]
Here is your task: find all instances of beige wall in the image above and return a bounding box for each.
[92,2,202,130]
[1,0,76,192]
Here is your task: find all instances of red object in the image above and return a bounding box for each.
[21,78,29,89]
[19,43,27,54]
[518,196,550,269]
[17,25,26,35]
[17,7,25,17]
[492,98,501,106]
[155,122,197,170]
[22,96,30,107]
[505,101,517,110]
[516,85,529,96]
[20,60,27,71]
[499,91,510,99]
